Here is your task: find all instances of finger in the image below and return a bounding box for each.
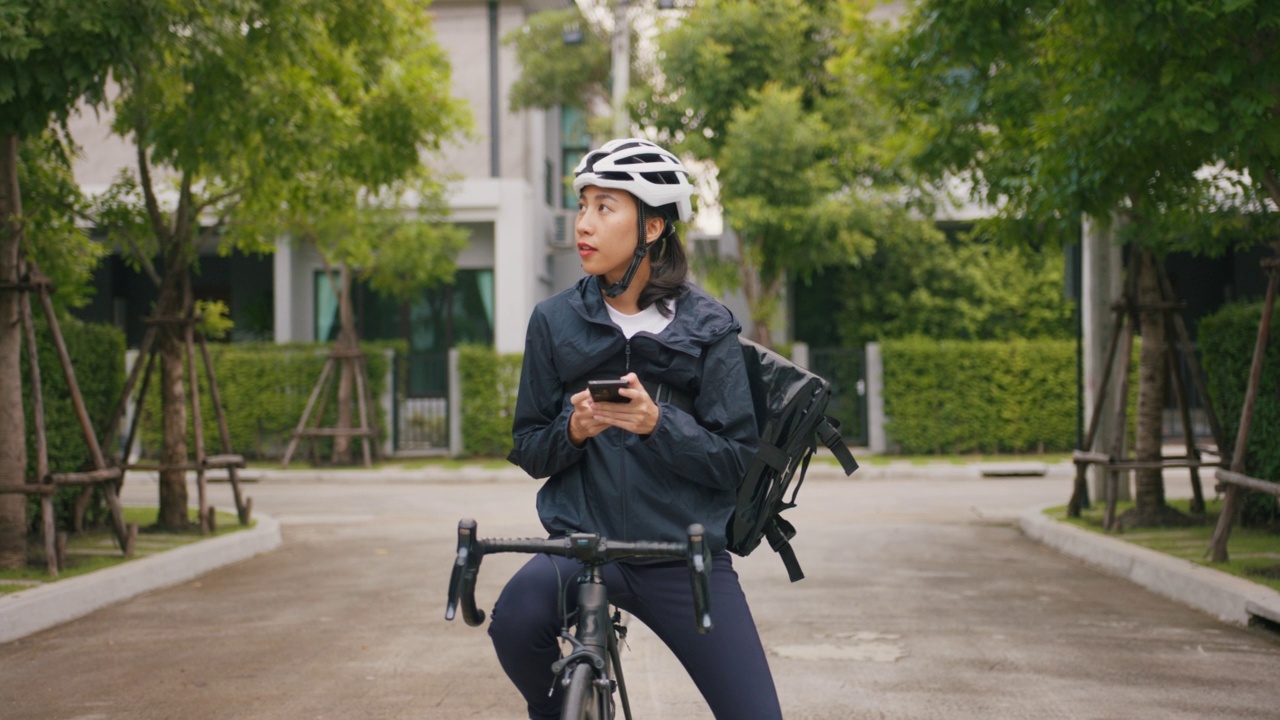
[595,400,658,433]
[617,375,651,404]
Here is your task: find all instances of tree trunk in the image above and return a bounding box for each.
[154,262,190,530]
[736,243,780,348]
[332,263,357,465]
[0,133,28,568]
[1120,251,1189,529]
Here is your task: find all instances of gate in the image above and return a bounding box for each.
[808,347,868,447]
[394,350,450,452]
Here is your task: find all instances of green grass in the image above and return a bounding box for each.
[813,451,1073,467]
[264,453,1071,471]
[0,506,251,593]
[246,457,511,472]
[1044,499,1280,593]
[388,457,512,471]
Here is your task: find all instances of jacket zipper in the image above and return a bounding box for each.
[625,340,631,372]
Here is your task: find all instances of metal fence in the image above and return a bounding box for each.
[808,347,869,447]
[393,351,450,452]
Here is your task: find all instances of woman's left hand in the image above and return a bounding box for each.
[592,372,660,436]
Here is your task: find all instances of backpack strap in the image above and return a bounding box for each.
[764,515,804,582]
[755,443,790,473]
[816,416,859,476]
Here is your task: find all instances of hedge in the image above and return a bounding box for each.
[452,339,1093,459]
[20,316,125,532]
[1199,299,1280,525]
[135,341,398,462]
[457,344,522,458]
[882,337,1078,454]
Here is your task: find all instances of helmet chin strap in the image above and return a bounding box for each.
[600,203,652,299]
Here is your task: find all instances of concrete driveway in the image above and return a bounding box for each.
[1,465,1278,719]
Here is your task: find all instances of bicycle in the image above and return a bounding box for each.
[445,518,714,720]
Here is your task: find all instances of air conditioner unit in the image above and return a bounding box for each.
[548,211,576,249]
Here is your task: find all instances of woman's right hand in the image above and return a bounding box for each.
[567,389,610,446]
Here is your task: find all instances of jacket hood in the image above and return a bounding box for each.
[563,275,740,356]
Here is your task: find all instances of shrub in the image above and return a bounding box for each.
[881,337,1077,454]
[134,341,398,462]
[457,344,521,458]
[451,339,1086,459]
[1199,299,1280,526]
[20,315,125,532]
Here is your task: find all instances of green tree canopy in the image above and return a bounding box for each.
[18,132,105,309]
[850,0,1279,245]
[647,0,836,159]
[94,0,470,523]
[645,0,912,343]
[0,0,160,568]
[848,0,1279,525]
[713,83,877,339]
[805,228,1075,349]
[506,6,611,116]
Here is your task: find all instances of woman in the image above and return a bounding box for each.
[491,138,783,719]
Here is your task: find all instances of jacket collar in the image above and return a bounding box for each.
[566,276,738,355]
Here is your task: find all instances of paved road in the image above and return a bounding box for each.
[2,467,1278,719]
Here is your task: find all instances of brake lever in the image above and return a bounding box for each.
[685,523,713,634]
[445,518,486,626]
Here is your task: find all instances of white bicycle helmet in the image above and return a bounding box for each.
[573,138,694,297]
[573,138,694,223]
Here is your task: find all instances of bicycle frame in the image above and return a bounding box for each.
[445,520,713,720]
[554,563,625,719]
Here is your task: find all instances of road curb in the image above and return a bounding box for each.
[1020,504,1280,628]
[0,514,282,644]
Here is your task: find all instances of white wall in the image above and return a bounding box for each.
[425,0,560,352]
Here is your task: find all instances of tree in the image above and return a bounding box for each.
[506,6,612,117]
[715,83,876,342]
[504,1,901,344]
[276,186,468,464]
[506,2,694,137]
[96,0,467,525]
[803,228,1075,349]
[646,0,909,345]
[852,0,1279,526]
[0,0,156,568]
[231,4,470,465]
[19,132,107,312]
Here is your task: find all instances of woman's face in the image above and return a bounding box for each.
[576,185,641,282]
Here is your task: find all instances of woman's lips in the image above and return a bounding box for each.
[577,243,597,259]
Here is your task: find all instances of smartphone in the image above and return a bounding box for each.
[587,379,631,404]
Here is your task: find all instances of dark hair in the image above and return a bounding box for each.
[637,202,688,318]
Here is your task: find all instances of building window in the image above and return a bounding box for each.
[314,270,344,342]
[314,269,494,348]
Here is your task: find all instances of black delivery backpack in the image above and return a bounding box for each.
[727,338,859,582]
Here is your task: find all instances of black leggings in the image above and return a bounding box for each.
[488,552,783,720]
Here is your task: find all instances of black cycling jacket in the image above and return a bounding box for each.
[507,276,758,552]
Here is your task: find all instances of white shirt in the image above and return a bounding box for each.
[605,298,676,339]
